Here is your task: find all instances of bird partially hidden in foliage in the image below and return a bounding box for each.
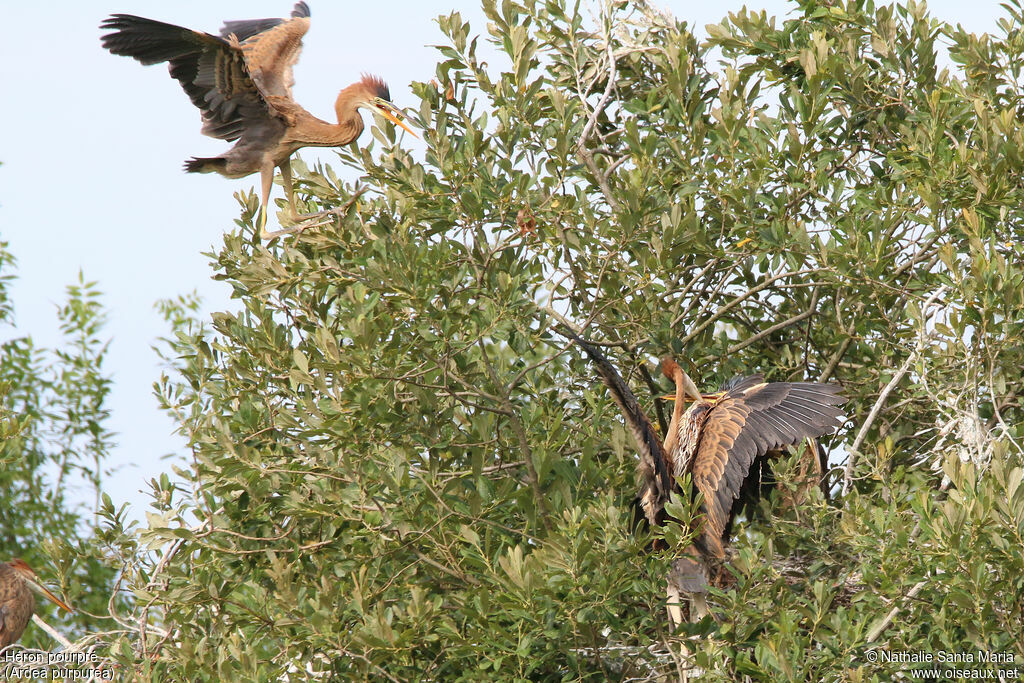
[562,327,846,624]
[0,559,74,649]
[100,2,416,239]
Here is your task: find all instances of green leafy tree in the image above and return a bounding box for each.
[96,0,1022,679]
[0,243,118,649]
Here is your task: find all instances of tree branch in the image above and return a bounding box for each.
[576,26,621,211]
[726,286,821,356]
[842,286,948,495]
[477,340,553,530]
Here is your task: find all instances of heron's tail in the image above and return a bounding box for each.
[183,157,225,174]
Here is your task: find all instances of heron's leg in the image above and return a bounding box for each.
[257,162,277,239]
[279,158,342,223]
[279,159,298,220]
[260,161,305,240]
[280,158,368,224]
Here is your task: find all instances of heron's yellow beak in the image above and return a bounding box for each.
[679,370,702,401]
[661,391,725,403]
[27,577,74,614]
[373,98,418,138]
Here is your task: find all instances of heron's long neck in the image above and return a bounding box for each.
[281,88,364,148]
[284,111,362,149]
[663,369,690,457]
[331,88,367,143]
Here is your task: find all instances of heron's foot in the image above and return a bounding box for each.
[256,203,303,240]
[260,223,305,240]
[260,186,368,240]
[289,185,369,223]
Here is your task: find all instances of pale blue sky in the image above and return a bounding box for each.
[0,1,1007,522]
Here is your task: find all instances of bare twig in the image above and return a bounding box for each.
[819,314,860,382]
[576,19,621,211]
[842,286,948,495]
[841,351,917,496]
[680,269,819,346]
[477,340,553,529]
[726,286,820,356]
[437,461,527,479]
[866,578,928,642]
[31,614,72,648]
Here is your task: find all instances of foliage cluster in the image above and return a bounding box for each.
[0,245,118,648]
[7,0,1023,679]
[100,0,1022,678]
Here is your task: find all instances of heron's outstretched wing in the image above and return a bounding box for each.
[220,2,310,42]
[100,5,309,142]
[562,329,672,524]
[233,3,310,103]
[689,378,846,557]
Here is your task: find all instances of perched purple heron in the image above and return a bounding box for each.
[563,328,846,622]
[100,2,416,239]
[0,559,73,649]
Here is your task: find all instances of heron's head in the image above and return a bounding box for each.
[660,356,680,380]
[353,74,417,138]
[8,558,74,613]
[660,356,702,401]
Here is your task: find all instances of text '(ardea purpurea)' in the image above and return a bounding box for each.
[0,559,74,650]
[562,328,846,624]
[100,2,416,239]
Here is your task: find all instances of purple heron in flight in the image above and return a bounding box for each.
[0,559,73,649]
[563,328,846,619]
[100,3,416,239]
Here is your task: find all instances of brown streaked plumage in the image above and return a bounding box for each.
[660,363,845,558]
[0,559,73,649]
[100,3,416,239]
[563,328,846,622]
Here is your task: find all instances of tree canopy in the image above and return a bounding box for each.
[6,0,1023,680]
